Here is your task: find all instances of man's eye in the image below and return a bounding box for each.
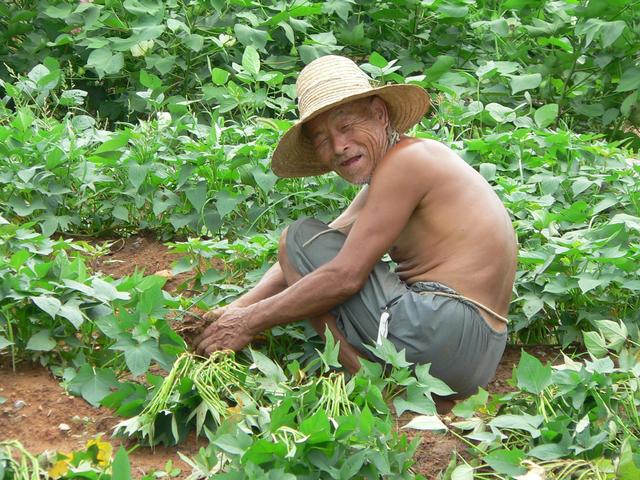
[340,123,352,131]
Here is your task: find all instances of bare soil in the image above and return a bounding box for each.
[0,235,563,479]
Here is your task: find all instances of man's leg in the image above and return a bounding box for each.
[278,227,364,373]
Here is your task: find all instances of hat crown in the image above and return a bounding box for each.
[296,55,373,121]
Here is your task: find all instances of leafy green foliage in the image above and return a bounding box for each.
[1,2,639,478]
[2,0,639,141]
[0,221,185,407]
[450,333,640,478]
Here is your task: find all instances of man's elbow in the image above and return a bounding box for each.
[332,268,366,299]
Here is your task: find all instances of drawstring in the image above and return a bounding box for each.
[376,291,509,346]
[417,291,509,325]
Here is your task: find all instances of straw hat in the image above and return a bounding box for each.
[271,55,430,178]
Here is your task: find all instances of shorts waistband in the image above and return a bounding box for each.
[408,281,509,325]
[409,281,482,315]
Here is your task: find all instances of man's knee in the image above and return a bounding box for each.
[279,226,289,259]
[279,217,315,257]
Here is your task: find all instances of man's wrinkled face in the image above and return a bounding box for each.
[304,96,389,184]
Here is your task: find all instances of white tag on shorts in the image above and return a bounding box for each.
[376,311,390,347]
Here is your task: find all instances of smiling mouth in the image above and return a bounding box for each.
[340,154,362,168]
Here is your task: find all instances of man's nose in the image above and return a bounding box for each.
[331,132,350,155]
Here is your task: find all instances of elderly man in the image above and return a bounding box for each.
[196,55,517,403]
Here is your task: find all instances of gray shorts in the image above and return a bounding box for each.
[286,217,507,397]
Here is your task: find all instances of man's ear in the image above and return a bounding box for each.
[369,96,389,126]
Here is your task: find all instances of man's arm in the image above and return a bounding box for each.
[205,187,366,319]
[197,144,431,353]
[328,186,368,235]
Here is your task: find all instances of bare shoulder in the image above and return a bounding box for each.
[376,137,466,181]
[390,137,461,163]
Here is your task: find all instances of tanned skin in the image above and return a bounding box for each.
[195,96,518,383]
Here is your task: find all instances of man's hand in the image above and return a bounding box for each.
[195,306,255,355]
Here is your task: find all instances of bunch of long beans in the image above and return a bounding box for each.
[116,351,253,445]
[192,351,252,424]
[0,441,42,480]
[313,372,353,421]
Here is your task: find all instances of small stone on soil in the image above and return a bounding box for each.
[13,400,26,410]
[58,423,71,432]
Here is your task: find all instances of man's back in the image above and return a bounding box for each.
[371,138,517,331]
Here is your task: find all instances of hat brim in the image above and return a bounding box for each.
[271,84,430,178]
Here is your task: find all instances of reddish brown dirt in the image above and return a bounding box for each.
[1,235,564,478]
[0,364,202,478]
[91,234,192,293]
[404,344,562,479]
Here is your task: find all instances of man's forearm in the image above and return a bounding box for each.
[247,263,358,333]
[230,262,288,307]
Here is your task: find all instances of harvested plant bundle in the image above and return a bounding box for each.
[114,351,252,445]
[313,372,353,421]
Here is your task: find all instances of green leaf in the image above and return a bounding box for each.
[617,437,640,479]
[184,33,204,52]
[44,4,73,18]
[242,45,261,76]
[211,68,230,85]
[452,388,488,418]
[534,104,559,128]
[402,415,448,431]
[214,432,252,456]
[59,300,85,329]
[185,182,208,212]
[483,449,526,476]
[69,366,120,407]
[112,447,132,480]
[249,349,286,383]
[31,296,61,318]
[94,132,131,155]
[26,330,56,352]
[479,163,496,181]
[251,167,278,194]
[600,20,626,48]
[234,24,269,50]
[394,385,437,416]
[86,48,124,79]
[583,331,608,358]
[515,351,552,394]
[339,449,366,479]
[489,414,542,438]
[242,439,287,465]
[486,103,515,123]
[509,73,542,94]
[617,68,640,92]
[425,55,455,82]
[0,336,14,350]
[316,326,341,372]
[299,410,332,444]
[368,51,388,68]
[139,70,162,89]
[123,340,156,377]
[528,443,569,461]
[128,163,147,190]
[215,190,241,219]
[113,205,129,221]
[577,275,607,293]
[92,278,130,302]
[123,0,163,16]
[451,464,474,480]
[595,319,628,350]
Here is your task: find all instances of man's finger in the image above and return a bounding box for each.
[197,331,218,354]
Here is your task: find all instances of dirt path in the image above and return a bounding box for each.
[0,236,563,478]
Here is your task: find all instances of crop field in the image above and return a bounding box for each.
[0,1,639,479]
